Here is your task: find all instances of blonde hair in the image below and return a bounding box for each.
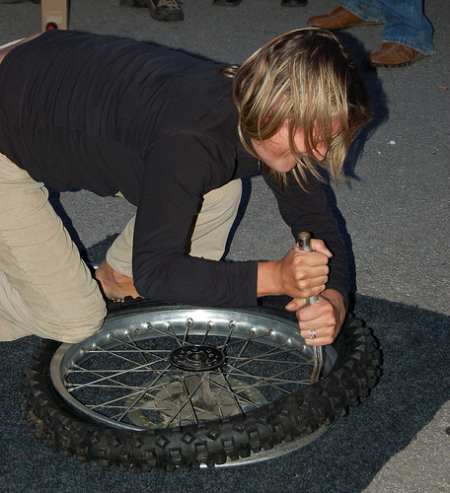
[224,27,371,186]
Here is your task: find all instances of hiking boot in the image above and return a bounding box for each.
[308,6,381,30]
[370,42,426,68]
[148,0,184,21]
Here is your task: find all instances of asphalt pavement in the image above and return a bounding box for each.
[0,0,448,492]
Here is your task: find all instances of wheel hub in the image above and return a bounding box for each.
[169,344,226,372]
[127,373,268,428]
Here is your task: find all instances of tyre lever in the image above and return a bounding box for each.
[297,232,323,383]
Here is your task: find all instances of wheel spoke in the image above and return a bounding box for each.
[200,320,215,344]
[84,349,172,354]
[69,383,146,390]
[114,362,173,422]
[144,322,185,347]
[182,379,199,425]
[209,374,260,408]
[182,318,193,345]
[228,346,310,375]
[87,363,172,413]
[94,343,146,366]
[68,365,145,392]
[227,355,311,366]
[124,331,150,365]
[234,337,251,360]
[226,365,310,386]
[68,357,169,391]
[164,376,205,427]
[220,320,236,349]
[223,365,291,395]
[106,334,151,364]
[218,368,246,416]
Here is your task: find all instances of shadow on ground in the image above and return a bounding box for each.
[0,239,448,493]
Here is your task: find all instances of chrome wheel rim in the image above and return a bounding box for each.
[50,307,337,434]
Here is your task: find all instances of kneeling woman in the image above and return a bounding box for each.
[0,27,370,345]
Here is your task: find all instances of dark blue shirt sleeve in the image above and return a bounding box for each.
[262,169,352,303]
[132,133,257,307]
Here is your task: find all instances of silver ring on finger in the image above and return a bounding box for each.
[308,329,317,339]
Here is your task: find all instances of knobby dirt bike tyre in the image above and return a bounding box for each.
[23,300,381,470]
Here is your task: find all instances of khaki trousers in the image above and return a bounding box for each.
[0,152,241,342]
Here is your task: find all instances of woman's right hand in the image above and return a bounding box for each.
[257,239,331,299]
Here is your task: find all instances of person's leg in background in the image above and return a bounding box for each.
[308,0,384,29]
[370,0,433,64]
[0,153,106,343]
[308,0,432,67]
[103,179,243,294]
[40,0,68,30]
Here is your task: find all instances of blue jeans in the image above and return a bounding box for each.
[340,0,433,54]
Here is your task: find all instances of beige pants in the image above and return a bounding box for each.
[0,152,241,343]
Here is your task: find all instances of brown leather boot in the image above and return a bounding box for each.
[307,6,381,30]
[370,42,426,67]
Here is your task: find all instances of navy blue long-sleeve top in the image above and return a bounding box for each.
[0,30,351,306]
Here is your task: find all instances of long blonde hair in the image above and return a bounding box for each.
[225,28,371,185]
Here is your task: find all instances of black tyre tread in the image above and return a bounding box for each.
[22,304,381,470]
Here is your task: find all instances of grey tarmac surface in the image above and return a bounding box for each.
[0,0,449,492]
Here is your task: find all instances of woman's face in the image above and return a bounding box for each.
[251,120,335,173]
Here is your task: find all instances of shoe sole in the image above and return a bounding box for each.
[370,54,427,68]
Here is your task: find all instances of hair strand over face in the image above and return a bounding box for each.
[225,27,371,187]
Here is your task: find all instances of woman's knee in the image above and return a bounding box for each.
[202,179,242,214]
[33,293,107,343]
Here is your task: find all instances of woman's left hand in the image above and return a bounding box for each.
[95,260,140,302]
[285,288,347,346]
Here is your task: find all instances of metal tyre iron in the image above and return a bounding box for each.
[23,300,381,470]
[297,231,323,382]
